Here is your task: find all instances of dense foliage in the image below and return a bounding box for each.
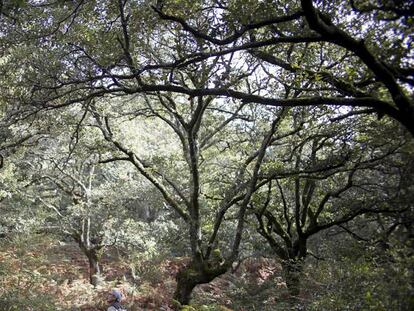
[0,0,413,310]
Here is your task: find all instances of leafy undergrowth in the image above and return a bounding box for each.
[0,234,312,310]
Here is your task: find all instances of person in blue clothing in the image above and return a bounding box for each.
[107,289,126,311]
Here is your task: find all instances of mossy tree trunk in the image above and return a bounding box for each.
[72,229,104,287]
[173,259,230,307]
[87,249,102,287]
[282,259,304,297]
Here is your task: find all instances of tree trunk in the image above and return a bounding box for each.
[282,260,303,297]
[174,273,198,307]
[173,259,229,308]
[87,251,102,287]
[72,232,104,287]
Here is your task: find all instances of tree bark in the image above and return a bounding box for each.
[87,251,102,287]
[282,260,303,297]
[75,235,103,287]
[173,259,229,307]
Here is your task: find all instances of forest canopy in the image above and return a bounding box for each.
[0,0,413,310]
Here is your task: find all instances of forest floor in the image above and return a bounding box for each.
[0,234,316,310]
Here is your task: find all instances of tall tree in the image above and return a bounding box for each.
[7,110,146,286]
[251,109,412,296]
[89,88,295,304]
[0,0,412,306]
